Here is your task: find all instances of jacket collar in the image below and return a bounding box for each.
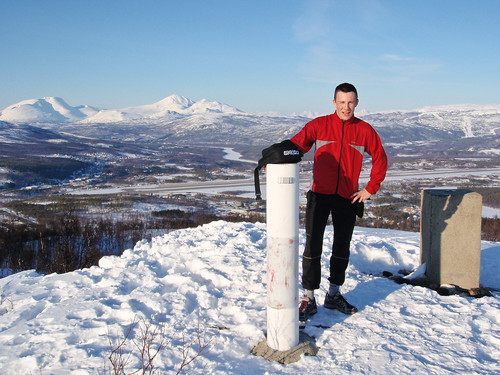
[333,111,357,125]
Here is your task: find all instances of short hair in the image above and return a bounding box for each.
[334,83,358,100]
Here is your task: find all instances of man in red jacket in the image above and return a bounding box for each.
[291,83,388,321]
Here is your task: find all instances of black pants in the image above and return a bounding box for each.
[302,190,357,290]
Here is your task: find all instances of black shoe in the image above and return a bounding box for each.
[324,292,358,315]
[299,296,317,321]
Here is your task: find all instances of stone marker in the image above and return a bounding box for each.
[420,189,482,289]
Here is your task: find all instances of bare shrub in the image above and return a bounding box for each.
[104,316,213,375]
[106,321,136,374]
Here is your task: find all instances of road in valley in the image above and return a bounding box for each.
[121,167,500,198]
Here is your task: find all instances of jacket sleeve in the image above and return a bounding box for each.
[365,127,388,195]
[290,119,317,154]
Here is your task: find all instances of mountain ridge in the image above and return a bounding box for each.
[1,95,499,148]
[3,94,500,125]
[0,94,243,124]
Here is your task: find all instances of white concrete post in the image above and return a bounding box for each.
[266,163,299,351]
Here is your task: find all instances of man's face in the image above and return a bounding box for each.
[333,91,358,121]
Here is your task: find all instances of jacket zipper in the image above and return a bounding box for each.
[334,120,345,194]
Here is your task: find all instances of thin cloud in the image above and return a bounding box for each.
[380,54,414,62]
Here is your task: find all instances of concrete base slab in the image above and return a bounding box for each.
[251,331,318,364]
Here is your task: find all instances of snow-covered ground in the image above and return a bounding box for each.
[0,221,498,374]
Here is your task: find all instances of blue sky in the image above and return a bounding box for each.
[1,0,499,115]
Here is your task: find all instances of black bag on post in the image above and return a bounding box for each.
[254,140,303,200]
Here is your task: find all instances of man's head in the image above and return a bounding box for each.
[333,82,359,121]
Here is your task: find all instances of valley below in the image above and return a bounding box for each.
[1,99,499,276]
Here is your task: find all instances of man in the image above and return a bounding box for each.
[291,83,388,321]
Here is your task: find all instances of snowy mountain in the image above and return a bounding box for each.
[0,94,242,124]
[364,104,500,140]
[0,221,499,374]
[0,97,99,123]
[80,95,243,123]
[1,95,499,152]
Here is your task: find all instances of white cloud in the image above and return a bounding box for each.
[380,54,414,62]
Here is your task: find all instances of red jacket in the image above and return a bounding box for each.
[291,112,387,199]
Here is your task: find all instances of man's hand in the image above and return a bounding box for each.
[351,189,372,203]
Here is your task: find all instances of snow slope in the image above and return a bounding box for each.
[0,221,499,374]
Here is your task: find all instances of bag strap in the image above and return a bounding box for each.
[254,156,267,200]
[254,166,263,200]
